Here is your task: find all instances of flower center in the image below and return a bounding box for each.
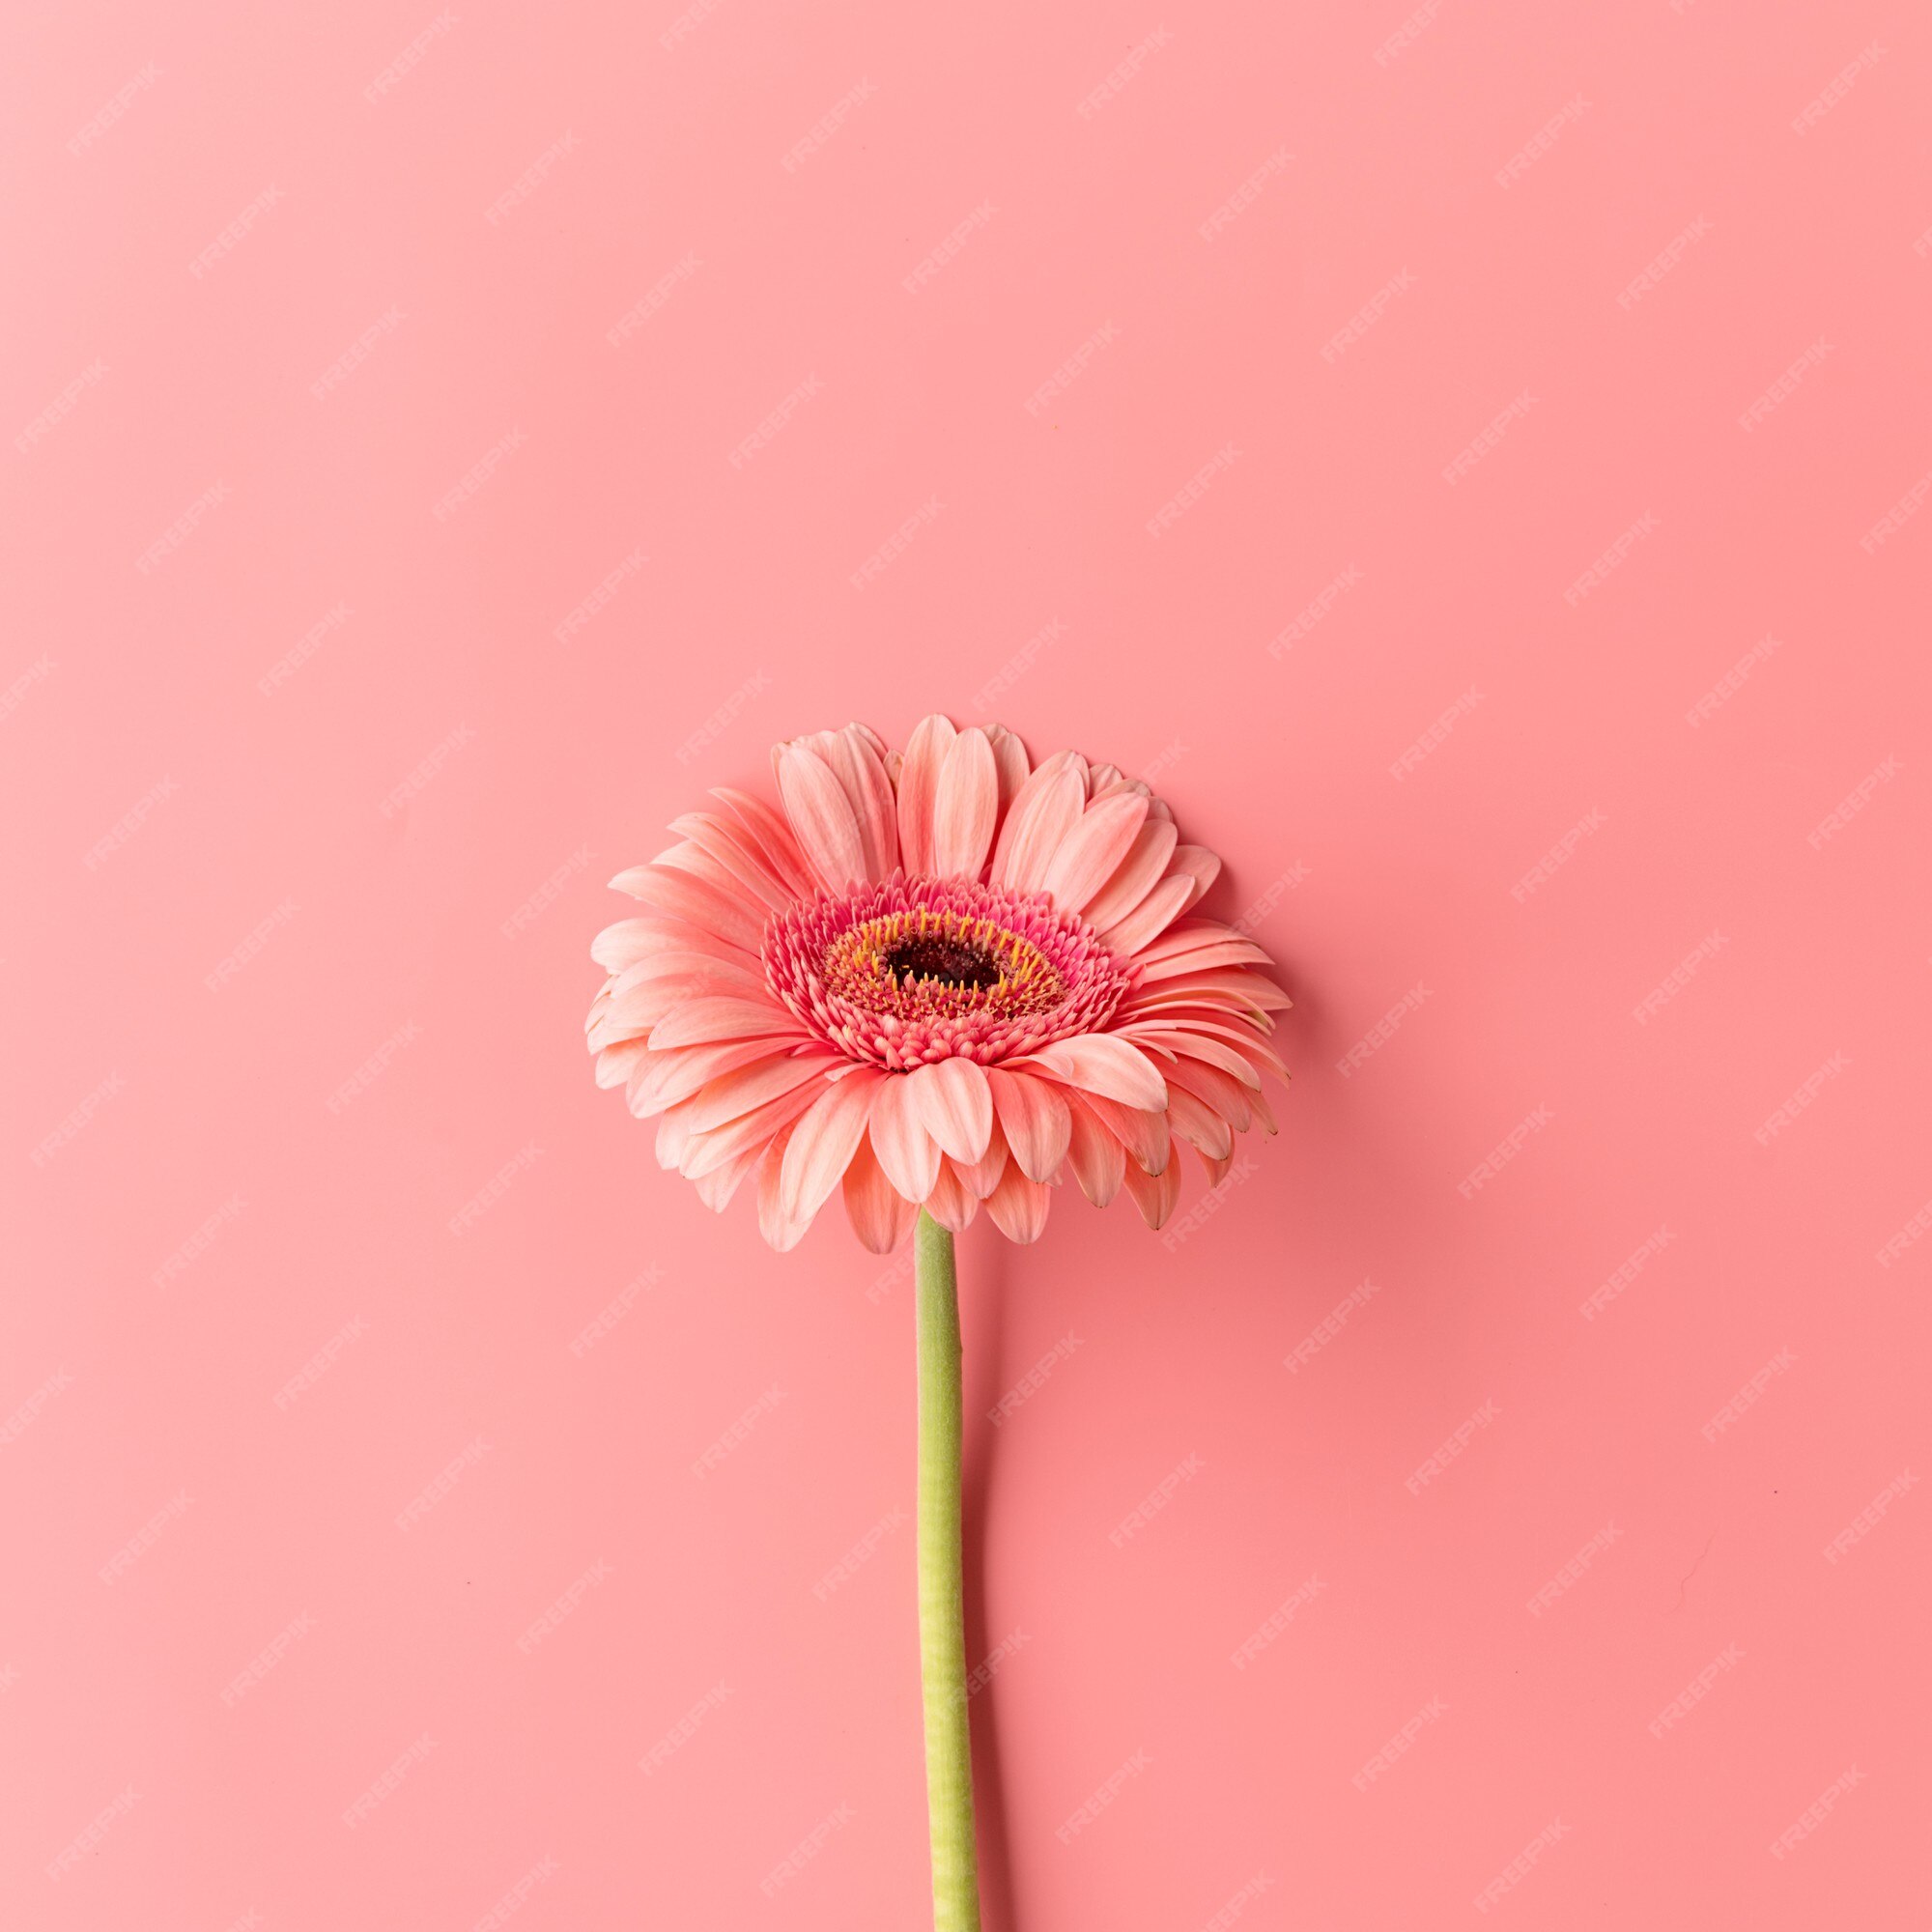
[824,907,1065,1023]
[880,933,1002,991]
[763,876,1133,1069]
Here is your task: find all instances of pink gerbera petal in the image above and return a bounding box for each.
[1040,790,1151,916]
[778,1067,886,1233]
[1160,1055,1255,1132]
[683,1050,842,1133]
[1167,844,1223,909]
[985,1162,1051,1243]
[683,1080,827,1179]
[712,786,820,901]
[815,725,899,883]
[668,812,799,914]
[777,742,868,893]
[1062,1092,1127,1207]
[595,1039,650,1090]
[1013,1035,1167,1112]
[1096,872,1195,958]
[1076,1092,1172,1176]
[895,713,957,879]
[649,996,805,1050]
[842,1134,917,1253]
[1165,1085,1235,1163]
[692,1142,763,1211]
[908,1057,995,1164]
[990,753,1086,895]
[1121,1131,1183,1229]
[756,1121,804,1250]
[931,726,999,880]
[1120,1026,1263,1091]
[590,918,668,972]
[981,723,1031,818]
[609,863,767,953]
[629,1036,807,1117]
[985,1066,1072,1183]
[603,956,767,1032]
[923,1157,980,1234]
[1080,818,1179,932]
[956,1129,1009,1201]
[871,1073,943,1201]
[1132,936,1275,980]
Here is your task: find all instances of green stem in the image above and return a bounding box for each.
[915,1209,982,1932]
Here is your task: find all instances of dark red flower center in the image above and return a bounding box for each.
[762,874,1135,1069]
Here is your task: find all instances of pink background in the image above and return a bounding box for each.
[7,0,1931,1924]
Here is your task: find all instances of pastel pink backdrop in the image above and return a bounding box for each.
[6,0,1931,1925]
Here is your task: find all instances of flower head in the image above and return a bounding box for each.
[587,718,1291,1250]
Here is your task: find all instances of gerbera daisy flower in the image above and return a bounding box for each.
[586,717,1291,1252]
